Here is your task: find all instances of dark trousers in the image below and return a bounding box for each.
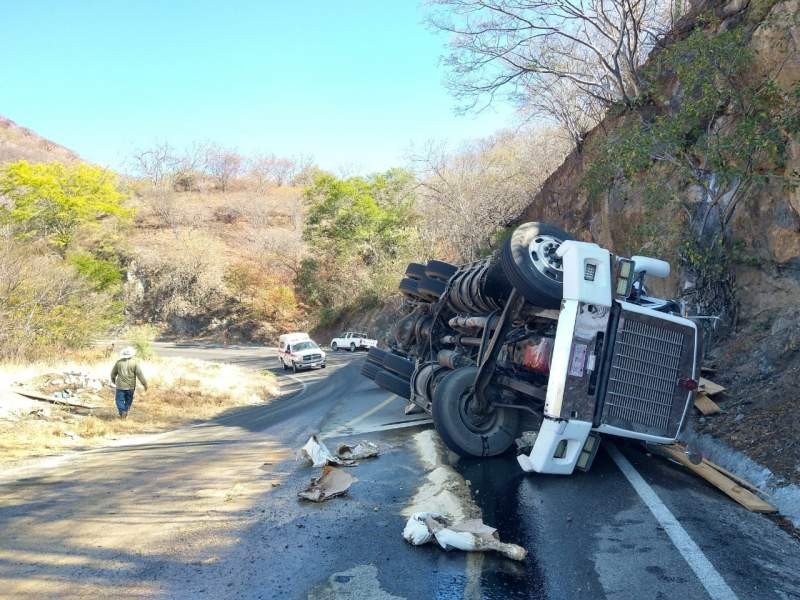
[115,388,135,416]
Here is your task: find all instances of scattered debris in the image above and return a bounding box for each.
[694,393,721,416]
[298,466,356,502]
[652,444,776,513]
[402,512,527,561]
[299,435,380,466]
[299,435,354,467]
[10,369,106,412]
[699,377,725,396]
[335,441,379,461]
[13,389,99,411]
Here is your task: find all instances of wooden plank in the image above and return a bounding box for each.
[698,377,725,396]
[694,393,721,416]
[704,461,762,495]
[13,389,99,411]
[657,444,776,513]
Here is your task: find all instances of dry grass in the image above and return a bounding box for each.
[0,355,278,466]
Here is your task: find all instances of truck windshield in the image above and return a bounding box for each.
[291,341,318,352]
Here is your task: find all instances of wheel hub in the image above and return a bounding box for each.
[458,390,498,434]
[527,235,564,283]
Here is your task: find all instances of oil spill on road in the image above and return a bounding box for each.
[455,455,548,599]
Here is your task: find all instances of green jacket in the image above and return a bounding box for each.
[111,357,148,391]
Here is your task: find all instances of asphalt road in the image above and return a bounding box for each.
[1,343,799,599]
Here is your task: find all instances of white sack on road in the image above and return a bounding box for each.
[402,512,527,561]
[298,466,357,502]
[335,441,379,461]
[299,434,354,467]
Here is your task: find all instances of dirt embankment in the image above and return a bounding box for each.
[515,0,800,483]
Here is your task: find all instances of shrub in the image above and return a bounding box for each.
[125,324,159,359]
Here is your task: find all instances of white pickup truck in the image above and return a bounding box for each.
[330,332,378,352]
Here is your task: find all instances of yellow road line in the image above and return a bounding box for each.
[323,394,401,438]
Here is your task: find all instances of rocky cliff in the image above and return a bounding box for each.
[517,0,800,483]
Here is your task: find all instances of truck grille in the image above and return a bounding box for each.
[304,354,322,362]
[602,310,694,438]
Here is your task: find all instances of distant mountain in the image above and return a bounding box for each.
[0,115,81,164]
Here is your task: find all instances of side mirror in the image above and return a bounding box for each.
[631,256,670,279]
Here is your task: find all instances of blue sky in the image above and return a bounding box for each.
[0,1,515,174]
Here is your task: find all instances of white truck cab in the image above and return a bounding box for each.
[278,332,326,373]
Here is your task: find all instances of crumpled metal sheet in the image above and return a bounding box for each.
[402,512,527,561]
[298,466,357,502]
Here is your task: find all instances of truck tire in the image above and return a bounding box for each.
[350,342,356,352]
[292,362,298,374]
[374,368,412,399]
[361,361,380,380]
[366,347,391,366]
[425,260,457,283]
[405,262,426,281]
[431,366,519,458]
[501,222,574,309]
[331,342,339,351]
[382,353,415,379]
[417,275,446,300]
[399,277,424,300]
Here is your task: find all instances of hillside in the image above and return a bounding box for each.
[515,0,800,484]
[0,115,80,164]
[0,114,309,349]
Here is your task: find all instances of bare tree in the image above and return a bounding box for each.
[132,142,176,190]
[248,154,298,191]
[204,143,243,192]
[427,0,670,137]
[411,127,569,261]
[521,73,607,150]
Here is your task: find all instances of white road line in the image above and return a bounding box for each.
[607,443,739,600]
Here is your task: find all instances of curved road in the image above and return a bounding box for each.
[0,343,798,599]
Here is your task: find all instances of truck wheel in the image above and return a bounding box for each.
[350,342,356,352]
[383,353,415,379]
[399,277,424,300]
[501,222,574,309]
[366,347,391,367]
[374,369,412,399]
[417,275,446,300]
[292,362,298,374]
[405,262,426,281]
[332,342,338,352]
[425,260,457,283]
[432,366,519,458]
[361,361,380,380]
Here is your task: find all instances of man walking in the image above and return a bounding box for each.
[111,346,148,418]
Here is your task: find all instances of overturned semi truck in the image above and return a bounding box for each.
[361,222,700,475]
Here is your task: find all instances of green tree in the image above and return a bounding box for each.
[299,170,419,314]
[0,161,130,252]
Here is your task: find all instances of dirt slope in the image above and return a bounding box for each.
[0,115,80,164]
